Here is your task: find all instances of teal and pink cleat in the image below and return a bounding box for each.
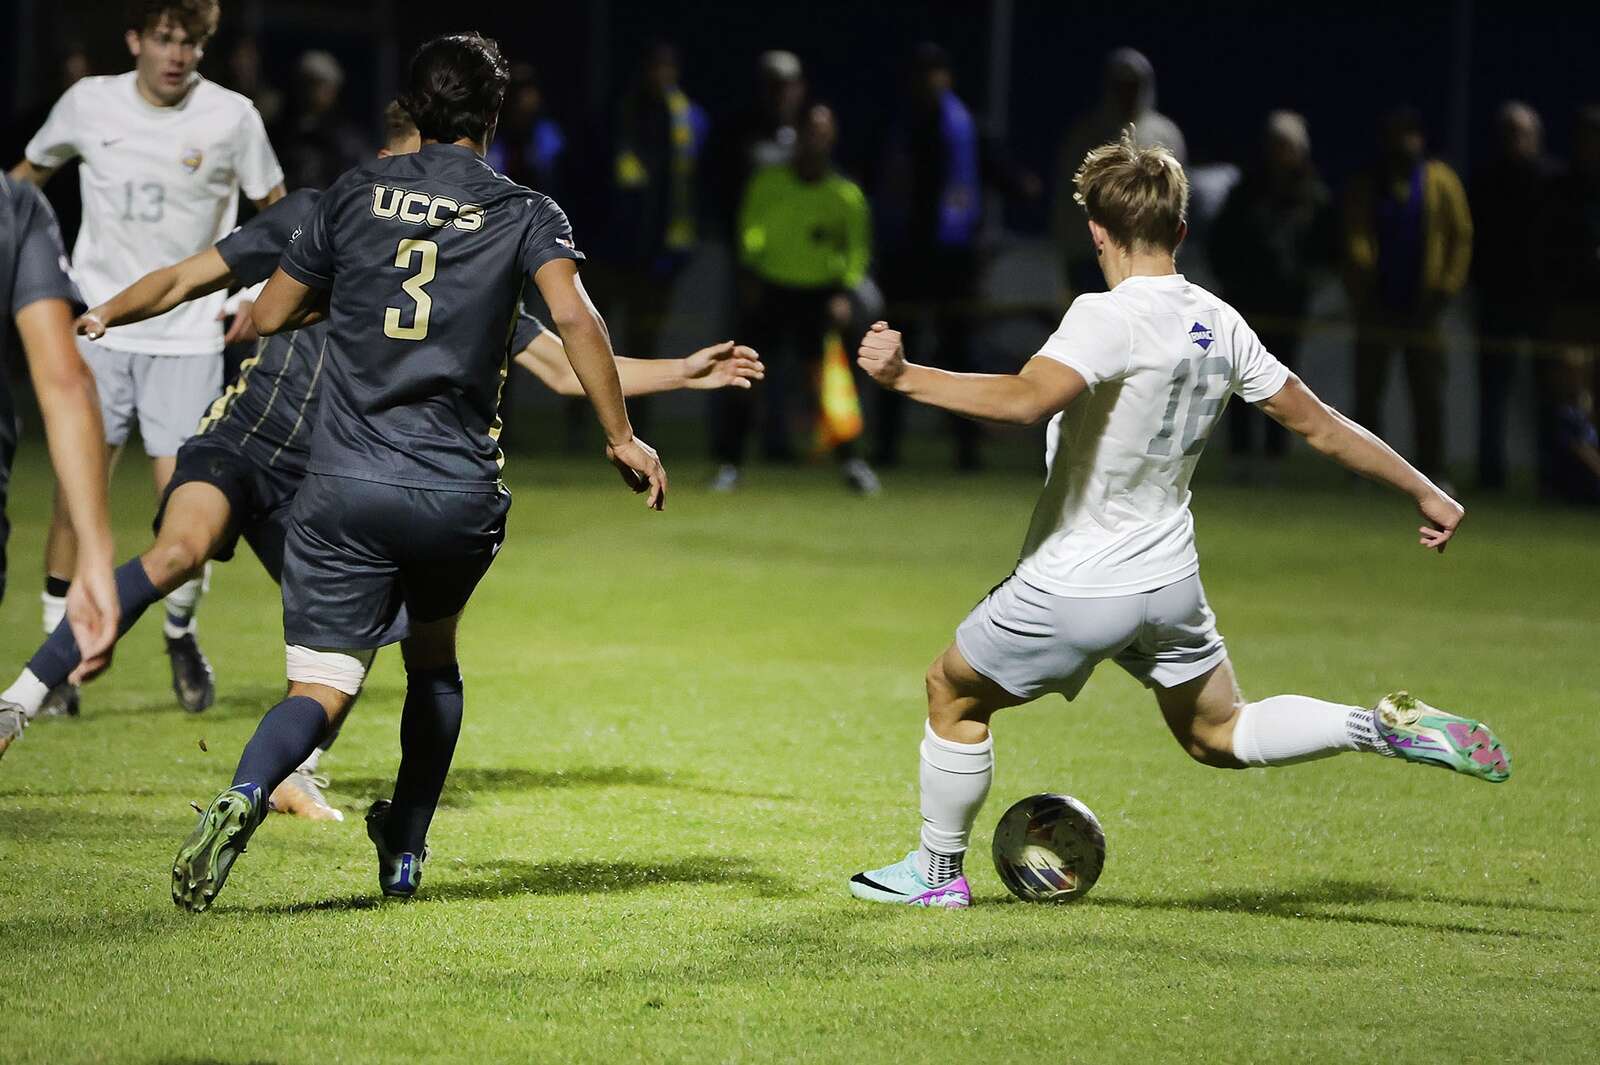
[1376,692,1511,783]
[849,852,971,908]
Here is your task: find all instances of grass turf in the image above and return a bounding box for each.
[1,443,1596,1064]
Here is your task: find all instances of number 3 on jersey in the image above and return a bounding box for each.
[384,238,437,340]
[1147,355,1230,457]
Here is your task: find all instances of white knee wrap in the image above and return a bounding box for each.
[285,645,375,696]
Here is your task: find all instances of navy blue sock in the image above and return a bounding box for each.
[26,557,162,687]
[231,695,329,795]
[387,665,464,854]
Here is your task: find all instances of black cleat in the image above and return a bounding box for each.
[166,633,215,713]
[39,682,80,718]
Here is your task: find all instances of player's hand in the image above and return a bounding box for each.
[221,302,260,345]
[857,321,907,388]
[75,312,108,340]
[684,341,764,390]
[1417,489,1464,554]
[606,437,668,511]
[65,560,120,684]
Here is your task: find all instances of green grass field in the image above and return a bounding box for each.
[2,441,1597,1064]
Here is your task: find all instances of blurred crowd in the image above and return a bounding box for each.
[9,37,1600,505]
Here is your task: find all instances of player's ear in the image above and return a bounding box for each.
[125,29,142,59]
[1087,219,1106,256]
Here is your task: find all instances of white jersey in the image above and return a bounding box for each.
[1018,273,1288,597]
[25,73,283,355]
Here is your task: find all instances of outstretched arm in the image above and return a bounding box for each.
[77,248,235,338]
[533,258,667,509]
[514,325,762,397]
[15,298,118,676]
[857,321,1086,426]
[1258,374,1463,552]
[8,160,56,187]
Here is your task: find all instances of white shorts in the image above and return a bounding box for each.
[954,572,1227,701]
[79,341,222,457]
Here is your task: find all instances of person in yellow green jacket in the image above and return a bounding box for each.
[712,103,879,494]
[1343,107,1473,481]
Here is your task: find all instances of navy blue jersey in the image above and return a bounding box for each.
[0,176,80,446]
[281,142,583,490]
[197,183,551,477]
[195,189,330,472]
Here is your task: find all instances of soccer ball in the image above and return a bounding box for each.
[991,793,1105,902]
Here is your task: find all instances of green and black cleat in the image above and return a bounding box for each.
[172,784,266,913]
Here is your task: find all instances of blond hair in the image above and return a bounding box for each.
[1072,130,1189,253]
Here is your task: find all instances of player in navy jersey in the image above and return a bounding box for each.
[0,176,118,760]
[2,106,757,809]
[172,36,667,911]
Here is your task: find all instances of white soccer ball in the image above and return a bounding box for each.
[991,793,1106,902]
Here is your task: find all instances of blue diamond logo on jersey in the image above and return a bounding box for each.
[1189,322,1214,351]
[180,147,204,174]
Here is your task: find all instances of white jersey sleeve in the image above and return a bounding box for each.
[1035,294,1130,390]
[24,85,84,170]
[231,104,284,202]
[1225,309,1290,403]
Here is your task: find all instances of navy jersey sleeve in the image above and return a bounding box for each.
[518,195,585,277]
[10,181,79,314]
[216,188,322,286]
[280,186,339,290]
[509,309,550,353]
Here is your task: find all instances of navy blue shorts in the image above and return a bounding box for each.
[281,473,509,650]
[156,437,303,577]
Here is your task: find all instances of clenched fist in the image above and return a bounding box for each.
[857,321,907,388]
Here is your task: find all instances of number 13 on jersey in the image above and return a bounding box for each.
[384,238,437,340]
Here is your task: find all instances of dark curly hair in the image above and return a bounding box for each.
[124,0,220,42]
[398,33,509,146]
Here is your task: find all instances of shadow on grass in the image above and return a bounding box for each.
[77,684,287,722]
[244,855,793,916]
[1071,877,1571,938]
[333,764,787,806]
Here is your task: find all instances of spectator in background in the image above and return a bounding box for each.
[1053,47,1187,297]
[1543,106,1600,406]
[709,50,807,235]
[226,36,283,128]
[1472,101,1561,491]
[1536,351,1600,505]
[1344,107,1473,483]
[715,104,877,494]
[597,43,709,437]
[874,43,1037,471]
[1211,111,1336,470]
[486,64,566,200]
[272,51,365,190]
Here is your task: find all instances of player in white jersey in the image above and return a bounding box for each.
[846,134,1511,908]
[10,0,285,717]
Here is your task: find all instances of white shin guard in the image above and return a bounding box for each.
[285,645,374,697]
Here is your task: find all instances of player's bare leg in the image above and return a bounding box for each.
[365,614,466,899]
[849,643,1027,907]
[1154,657,1510,781]
[1,483,233,763]
[150,455,215,712]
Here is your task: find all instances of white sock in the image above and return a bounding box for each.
[915,720,993,884]
[1231,695,1395,766]
[41,592,66,635]
[163,565,209,638]
[2,670,51,719]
